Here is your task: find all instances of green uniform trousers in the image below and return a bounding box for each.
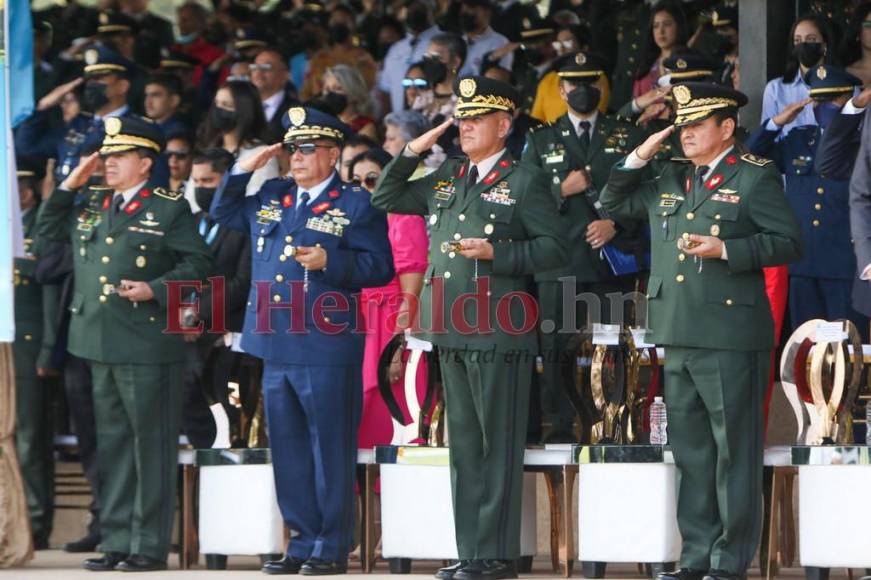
[439,347,531,560]
[664,347,768,574]
[13,342,54,542]
[90,361,183,561]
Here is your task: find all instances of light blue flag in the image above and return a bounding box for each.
[8,0,34,128]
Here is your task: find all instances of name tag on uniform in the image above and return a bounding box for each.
[658,193,684,208]
[545,153,564,164]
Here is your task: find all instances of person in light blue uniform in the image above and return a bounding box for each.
[746,64,866,331]
[211,106,394,576]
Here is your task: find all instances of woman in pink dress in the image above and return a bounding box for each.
[353,149,430,449]
[632,2,689,99]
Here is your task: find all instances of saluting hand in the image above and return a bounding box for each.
[459,238,494,260]
[295,246,327,270]
[60,152,101,191]
[635,124,675,161]
[852,86,871,109]
[772,98,813,128]
[683,234,725,259]
[238,143,283,173]
[37,77,84,111]
[406,118,454,156]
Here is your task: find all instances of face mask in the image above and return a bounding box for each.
[209,107,237,132]
[405,7,430,34]
[793,42,825,68]
[83,81,109,111]
[566,84,600,114]
[195,187,217,211]
[176,32,199,45]
[421,55,448,85]
[813,100,840,129]
[322,91,348,114]
[328,23,351,45]
[460,12,478,33]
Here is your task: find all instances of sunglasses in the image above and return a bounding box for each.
[352,172,380,189]
[283,142,334,155]
[167,150,190,159]
[248,63,274,72]
[402,78,429,88]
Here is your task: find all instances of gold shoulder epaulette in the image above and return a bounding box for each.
[153,187,183,201]
[741,153,773,167]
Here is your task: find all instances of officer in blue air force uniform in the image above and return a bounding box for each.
[211,106,394,576]
[745,64,865,330]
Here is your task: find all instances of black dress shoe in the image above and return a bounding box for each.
[262,556,306,575]
[64,532,101,553]
[703,570,744,580]
[657,569,706,580]
[115,554,168,572]
[454,560,518,580]
[82,552,128,571]
[300,558,347,576]
[435,560,471,579]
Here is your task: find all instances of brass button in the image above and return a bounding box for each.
[459,214,466,221]
[814,203,822,210]
[453,233,461,240]
[678,253,686,262]
[812,219,820,227]
[149,316,156,322]
[686,212,695,220]
[449,252,456,259]
[24,334,32,341]
[140,244,146,251]
[715,214,721,220]
[99,275,108,283]
[676,274,685,283]
[817,187,824,194]
[725,299,733,306]
[279,255,288,262]
[275,274,284,282]
[444,271,451,279]
[101,256,110,264]
[661,211,668,217]
[105,237,114,245]
[285,235,293,242]
[484,224,494,235]
[273,294,282,303]
[489,213,496,219]
[99,295,108,303]
[429,215,437,225]
[80,235,86,241]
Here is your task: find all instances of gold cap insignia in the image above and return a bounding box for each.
[523,17,530,28]
[85,49,99,65]
[676,58,687,69]
[817,66,827,80]
[99,12,109,24]
[459,78,476,98]
[104,117,122,136]
[236,29,245,39]
[575,52,587,65]
[673,85,692,105]
[712,10,720,22]
[288,107,306,127]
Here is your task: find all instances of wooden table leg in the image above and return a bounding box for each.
[780,467,798,567]
[561,466,577,578]
[765,467,783,580]
[543,471,562,575]
[363,464,379,573]
[181,465,199,570]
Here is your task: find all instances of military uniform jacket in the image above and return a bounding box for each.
[746,122,854,280]
[522,113,643,282]
[211,171,394,366]
[15,110,110,183]
[600,151,803,351]
[371,150,568,354]
[36,183,214,364]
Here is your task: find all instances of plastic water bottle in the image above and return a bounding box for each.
[865,400,871,446]
[650,396,668,445]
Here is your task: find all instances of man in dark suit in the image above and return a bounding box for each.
[844,88,871,318]
[181,148,253,448]
[251,48,299,143]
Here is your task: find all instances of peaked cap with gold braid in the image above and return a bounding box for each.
[672,81,748,127]
[452,76,520,119]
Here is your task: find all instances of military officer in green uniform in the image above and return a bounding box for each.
[37,116,213,572]
[372,77,567,580]
[600,83,802,580]
[521,51,644,443]
[14,160,61,549]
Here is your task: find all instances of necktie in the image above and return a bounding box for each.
[693,165,709,205]
[112,193,125,215]
[578,120,591,155]
[467,165,479,191]
[296,191,310,220]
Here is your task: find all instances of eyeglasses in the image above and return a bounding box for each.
[283,142,334,155]
[167,150,191,159]
[248,63,275,72]
[402,78,429,88]
[352,172,380,189]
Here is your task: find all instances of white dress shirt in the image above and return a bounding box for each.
[114,180,149,210]
[460,27,513,77]
[568,110,598,137]
[378,26,441,113]
[262,91,285,123]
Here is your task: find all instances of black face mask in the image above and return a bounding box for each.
[405,7,430,34]
[209,107,237,132]
[793,42,825,68]
[566,84,600,115]
[195,187,217,212]
[322,91,349,114]
[460,12,478,33]
[83,82,109,111]
[328,23,352,45]
[421,55,448,85]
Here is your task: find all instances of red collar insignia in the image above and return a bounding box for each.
[328,189,340,199]
[498,159,511,168]
[457,163,467,179]
[312,201,331,215]
[725,154,738,165]
[483,170,499,185]
[282,194,293,208]
[705,174,724,190]
[685,176,691,194]
[124,200,142,214]
[102,195,110,211]
[140,188,151,198]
